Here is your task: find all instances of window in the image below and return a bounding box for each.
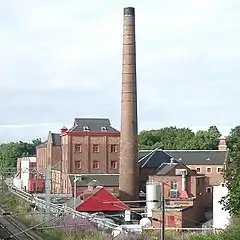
[217,167,223,173]
[206,187,212,193]
[167,216,176,227]
[110,144,117,153]
[170,181,178,190]
[93,161,100,169]
[170,189,179,198]
[196,167,201,173]
[101,126,107,132]
[74,144,82,153]
[110,161,118,169]
[83,126,90,131]
[75,161,82,169]
[93,144,100,153]
[206,167,212,173]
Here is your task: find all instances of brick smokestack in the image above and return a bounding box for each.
[119,7,139,201]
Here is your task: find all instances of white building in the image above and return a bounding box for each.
[213,182,230,229]
[13,157,37,191]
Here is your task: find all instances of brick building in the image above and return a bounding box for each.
[164,137,228,209]
[138,136,228,209]
[36,132,62,172]
[36,120,227,208]
[36,118,120,194]
[147,161,205,227]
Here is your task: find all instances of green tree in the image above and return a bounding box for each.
[189,126,221,150]
[0,139,42,168]
[223,126,240,215]
[138,126,220,150]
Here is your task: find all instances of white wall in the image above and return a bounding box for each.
[21,157,30,191]
[29,157,36,163]
[213,183,230,229]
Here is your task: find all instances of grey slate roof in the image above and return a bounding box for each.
[36,140,47,148]
[69,174,119,187]
[164,150,227,165]
[155,163,178,175]
[138,149,178,169]
[52,133,61,146]
[36,133,61,148]
[68,118,119,133]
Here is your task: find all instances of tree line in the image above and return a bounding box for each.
[0,126,240,216]
[139,125,222,150]
[0,138,42,168]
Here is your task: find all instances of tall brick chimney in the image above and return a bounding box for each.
[119,7,139,201]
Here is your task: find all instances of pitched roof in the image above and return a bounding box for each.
[76,186,130,212]
[138,149,177,169]
[155,163,178,175]
[52,133,61,146]
[68,118,119,133]
[69,174,119,187]
[36,133,61,149]
[36,140,47,148]
[164,150,227,165]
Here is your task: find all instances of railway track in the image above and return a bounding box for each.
[0,208,43,240]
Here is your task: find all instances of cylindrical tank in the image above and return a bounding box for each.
[139,218,152,227]
[146,183,161,217]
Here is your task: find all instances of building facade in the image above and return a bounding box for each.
[164,137,228,209]
[13,157,45,193]
[148,161,205,226]
[36,120,227,207]
[36,118,120,194]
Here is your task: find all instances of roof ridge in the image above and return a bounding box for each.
[140,149,158,168]
[138,148,158,163]
[165,150,226,152]
[140,149,226,152]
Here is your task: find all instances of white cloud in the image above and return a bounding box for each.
[0,0,239,141]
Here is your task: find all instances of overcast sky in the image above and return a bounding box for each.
[0,0,239,142]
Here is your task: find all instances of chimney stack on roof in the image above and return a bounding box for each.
[61,126,68,134]
[218,135,227,151]
[119,7,139,201]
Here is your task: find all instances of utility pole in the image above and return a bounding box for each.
[73,175,77,218]
[161,183,165,240]
[72,174,82,218]
[45,166,51,221]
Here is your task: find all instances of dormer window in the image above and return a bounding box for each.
[101,126,107,132]
[83,126,90,131]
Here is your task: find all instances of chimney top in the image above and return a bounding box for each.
[61,126,68,134]
[219,135,226,140]
[218,135,227,151]
[124,7,135,16]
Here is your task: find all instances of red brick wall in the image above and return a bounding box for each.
[51,170,62,193]
[52,146,61,167]
[70,135,120,174]
[187,164,224,186]
[152,204,202,229]
[36,147,47,172]
[152,210,183,228]
[148,175,196,198]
